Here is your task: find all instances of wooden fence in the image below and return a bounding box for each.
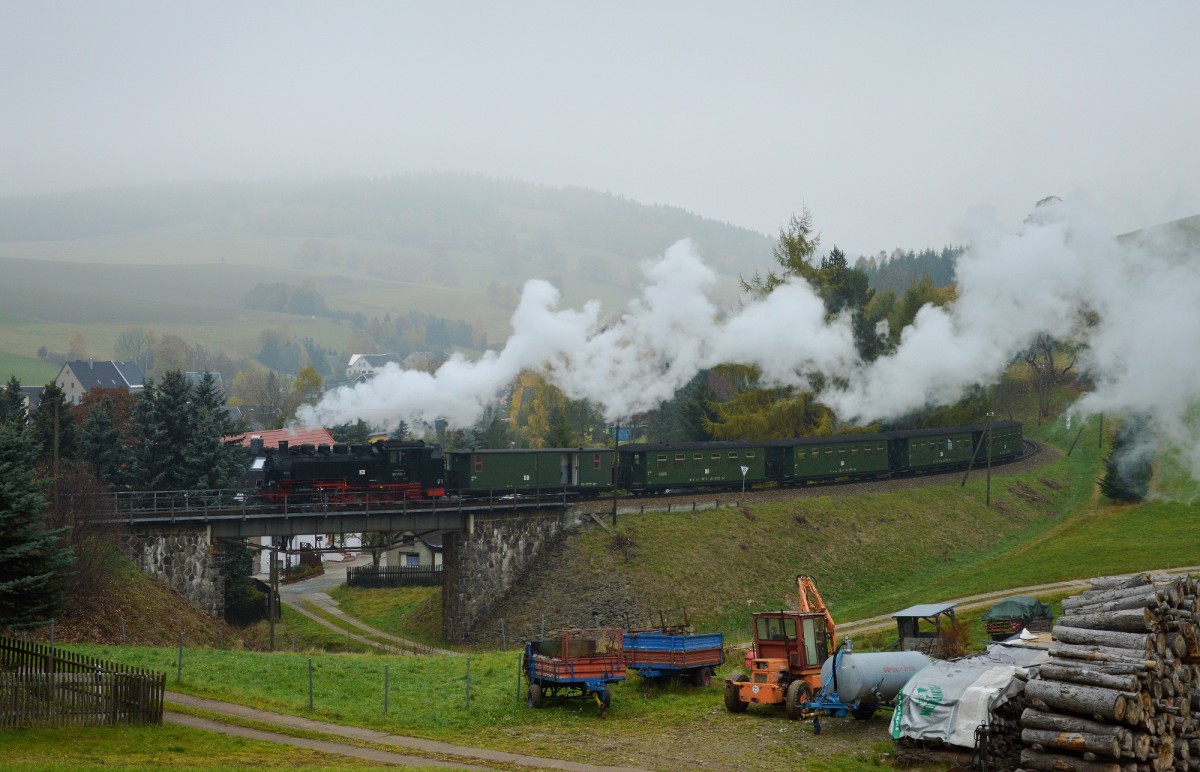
[0,636,165,728]
[347,565,443,588]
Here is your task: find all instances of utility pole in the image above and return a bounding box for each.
[611,420,620,527]
[985,411,995,507]
[269,546,278,652]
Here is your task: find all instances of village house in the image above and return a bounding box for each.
[54,359,144,405]
[345,353,403,379]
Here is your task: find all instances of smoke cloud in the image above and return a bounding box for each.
[298,200,1200,481]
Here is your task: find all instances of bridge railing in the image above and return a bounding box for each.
[84,486,575,523]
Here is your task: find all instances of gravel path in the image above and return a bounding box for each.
[165,692,650,771]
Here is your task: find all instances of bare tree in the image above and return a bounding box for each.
[1023,333,1078,422]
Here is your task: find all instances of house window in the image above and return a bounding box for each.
[474,456,483,473]
[404,553,420,567]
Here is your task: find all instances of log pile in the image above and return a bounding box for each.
[1016,573,1200,772]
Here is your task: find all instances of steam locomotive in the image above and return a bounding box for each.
[245,421,1023,502]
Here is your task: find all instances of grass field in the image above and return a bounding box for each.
[0,724,395,770]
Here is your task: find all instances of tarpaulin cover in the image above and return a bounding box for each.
[980,595,1053,623]
[890,643,1048,748]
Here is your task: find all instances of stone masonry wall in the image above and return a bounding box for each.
[442,510,583,644]
[119,527,224,618]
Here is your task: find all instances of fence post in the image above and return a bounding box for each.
[500,619,506,651]
[308,658,314,710]
[176,634,183,683]
[120,618,126,646]
[466,656,471,709]
[384,664,389,714]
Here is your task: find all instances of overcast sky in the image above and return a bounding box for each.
[2,2,1196,255]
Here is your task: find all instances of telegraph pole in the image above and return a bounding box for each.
[985,411,995,507]
[611,421,620,527]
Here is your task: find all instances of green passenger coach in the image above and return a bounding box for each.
[446,448,614,494]
[767,433,892,482]
[617,442,768,492]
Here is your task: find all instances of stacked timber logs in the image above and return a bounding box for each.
[1017,573,1200,772]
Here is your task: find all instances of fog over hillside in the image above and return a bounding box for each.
[302,199,1200,490]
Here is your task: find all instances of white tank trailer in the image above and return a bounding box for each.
[819,650,932,704]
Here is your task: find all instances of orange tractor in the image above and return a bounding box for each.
[724,574,836,719]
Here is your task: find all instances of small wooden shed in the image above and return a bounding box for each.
[892,602,958,654]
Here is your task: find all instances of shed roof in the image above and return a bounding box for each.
[892,602,957,619]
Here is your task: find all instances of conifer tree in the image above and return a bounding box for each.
[29,381,76,463]
[1099,416,1154,503]
[78,396,124,485]
[0,376,25,428]
[0,422,73,629]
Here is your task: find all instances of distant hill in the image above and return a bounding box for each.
[0,175,775,291]
[0,176,777,375]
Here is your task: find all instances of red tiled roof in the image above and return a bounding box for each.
[227,427,337,448]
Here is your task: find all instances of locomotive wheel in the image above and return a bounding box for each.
[724,672,749,712]
[689,667,712,687]
[527,683,544,709]
[852,702,878,720]
[785,680,812,720]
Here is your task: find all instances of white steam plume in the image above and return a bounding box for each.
[298,239,858,429]
[299,202,1200,480]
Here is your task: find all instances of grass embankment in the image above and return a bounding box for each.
[558,415,1198,644]
[327,585,444,649]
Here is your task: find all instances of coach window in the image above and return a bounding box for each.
[593,453,602,470]
[474,456,483,473]
[711,453,721,461]
[656,454,667,465]
[746,451,755,459]
[728,452,738,460]
[675,454,685,462]
[946,439,954,450]
[694,453,704,461]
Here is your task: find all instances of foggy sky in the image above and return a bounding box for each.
[2,2,1197,255]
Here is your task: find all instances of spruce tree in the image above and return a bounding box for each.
[0,422,74,629]
[79,397,125,486]
[1099,417,1154,503]
[29,381,76,462]
[0,376,25,428]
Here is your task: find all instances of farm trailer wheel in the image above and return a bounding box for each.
[594,686,612,717]
[527,684,544,709]
[689,667,712,687]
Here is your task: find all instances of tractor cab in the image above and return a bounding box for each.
[726,575,838,717]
